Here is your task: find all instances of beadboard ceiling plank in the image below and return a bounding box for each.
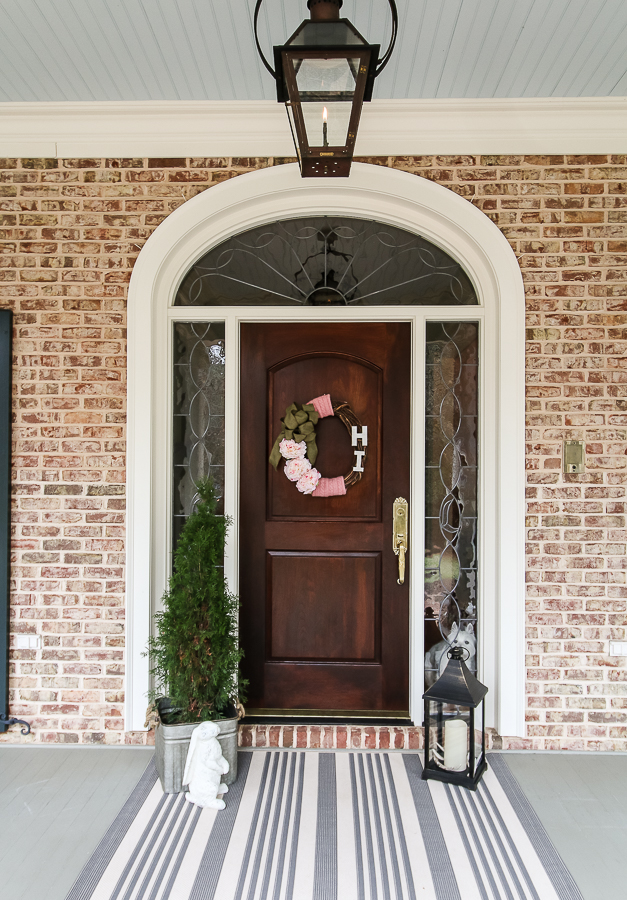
[567,11,627,96]
[0,0,624,102]
[80,0,148,101]
[434,0,497,99]
[0,0,67,102]
[462,0,532,99]
[527,0,612,97]
[496,2,572,97]
[45,0,125,101]
[117,0,187,100]
[173,0,227,101]
[12,0,104,101]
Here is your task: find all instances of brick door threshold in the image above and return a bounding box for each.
[238,723,424,749]
[238,723,508,750]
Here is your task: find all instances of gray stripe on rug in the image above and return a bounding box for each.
[375,755,407,900]
[188,749,253,900]
[133,794,186,900]
[109,792,170,900]
[476,784,537,900]
[121,793,181,900]
[402,755,461,900]
[65,757,159,900]
[271,752,297,900]
[285,753,306,900]
[349,754,366,900]
[451,785,506,900]
[259,752,289,900]
[244,752,281,900]
[160,805,203,900]
[443,785,490,900]
[147,798,195,900]
[382,755,416,900]
[357,753,378,899]
[230,752,272,900]
[367,754,391,900]
[489,754,584,900]
[314,753,338,900]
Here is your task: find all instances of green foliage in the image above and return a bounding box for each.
[147,478,246,722]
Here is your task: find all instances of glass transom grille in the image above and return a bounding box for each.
[174,216,478,308]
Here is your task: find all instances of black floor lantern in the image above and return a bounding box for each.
[422,646,488,791]
[254,0,398,177]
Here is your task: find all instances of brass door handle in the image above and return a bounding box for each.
[393,497,408,585]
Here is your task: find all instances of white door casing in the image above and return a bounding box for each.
[126,162,525,736]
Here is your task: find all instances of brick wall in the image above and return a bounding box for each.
[1,154,625,748]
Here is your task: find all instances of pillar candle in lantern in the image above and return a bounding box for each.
[444,718,468,771]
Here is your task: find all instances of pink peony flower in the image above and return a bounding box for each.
[296,467,322,495]
[284,457,312,482]
[279,438,307,460]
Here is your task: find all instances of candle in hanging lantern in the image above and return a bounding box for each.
[322,106,329,147]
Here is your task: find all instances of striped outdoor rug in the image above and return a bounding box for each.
[67,750,582,900]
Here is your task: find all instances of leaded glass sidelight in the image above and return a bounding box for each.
[173,323,225,549]
[174,217,477,308]
[424,322,478,692]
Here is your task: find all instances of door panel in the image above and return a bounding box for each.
[240,322,410,713]
[268,552,380,660]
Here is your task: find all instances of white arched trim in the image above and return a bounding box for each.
[127,163,525,737]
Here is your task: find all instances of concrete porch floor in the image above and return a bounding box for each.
[1,747,625,900]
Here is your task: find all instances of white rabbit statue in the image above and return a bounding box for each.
[183,721,230,810]
[424,623,476,689]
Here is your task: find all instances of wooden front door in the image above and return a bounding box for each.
[240,323,411,713]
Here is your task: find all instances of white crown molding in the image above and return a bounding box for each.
[0,97,625,157]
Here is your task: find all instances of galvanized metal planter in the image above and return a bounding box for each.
[155,713,239,794]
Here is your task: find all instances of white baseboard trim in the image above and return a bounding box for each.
[0,97,625,158]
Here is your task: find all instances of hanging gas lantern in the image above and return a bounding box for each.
[422,646,488,790]
[254,0,398,177]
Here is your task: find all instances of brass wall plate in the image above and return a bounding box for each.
[563,440,585,474]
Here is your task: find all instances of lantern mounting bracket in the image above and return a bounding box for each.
[253,0,398,82]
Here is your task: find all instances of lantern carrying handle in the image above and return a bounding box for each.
[447,645,471,662]
[253,0,399,81]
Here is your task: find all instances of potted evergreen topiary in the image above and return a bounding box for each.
[147,478,246,794]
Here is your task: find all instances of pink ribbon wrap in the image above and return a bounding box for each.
[307,394,334,418]
[312,476,346,497]
[306,395,346,496]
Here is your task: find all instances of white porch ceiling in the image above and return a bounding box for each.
[0,0,626,103]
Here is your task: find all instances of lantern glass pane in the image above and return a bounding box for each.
[302,101,351,148]
[294,57,359,100]
[426,699,471,772]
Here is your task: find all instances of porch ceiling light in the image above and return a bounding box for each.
[254,0,398,177]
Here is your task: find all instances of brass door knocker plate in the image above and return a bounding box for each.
[393,497,408,584]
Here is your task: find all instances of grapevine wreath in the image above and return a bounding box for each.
[269,393,367,497]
